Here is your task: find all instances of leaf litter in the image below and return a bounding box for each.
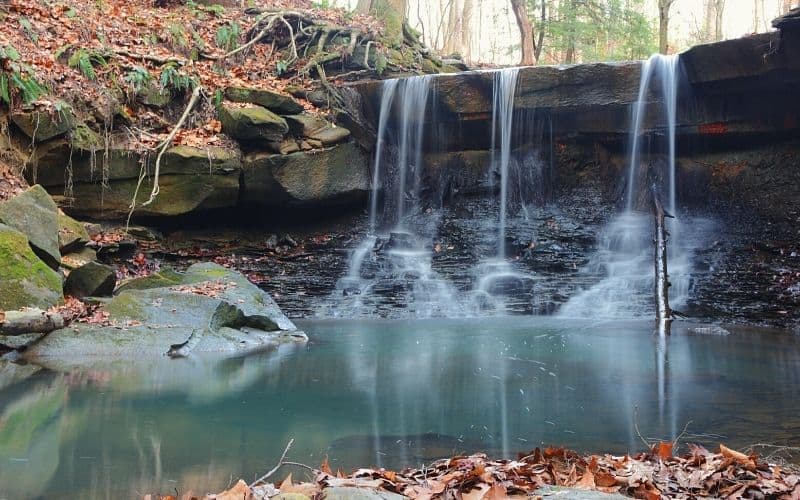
[145,443,800,499]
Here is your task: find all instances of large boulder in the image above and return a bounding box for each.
[0,185,60,269]
[10,107,74,141]
[224,87,304,115]
[285,114,351,146]
[64,261,116,298]
[218,103,289,142]
[24,263,303,359]
[57,210,89,253]
[0,224,63,311]
[243,142,370,206]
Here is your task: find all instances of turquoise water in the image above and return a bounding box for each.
[1,318,799,499]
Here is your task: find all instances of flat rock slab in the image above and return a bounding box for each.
[537,486,628,498]
[224,86,304,115]
[322,487,408,500]
[23,263,302,360]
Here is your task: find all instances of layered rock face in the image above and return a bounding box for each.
[354,27,800,219]
[21,87,369,220]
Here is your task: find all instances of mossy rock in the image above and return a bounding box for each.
[64,261,116,298]
[224,87,304,115]
[0,224,63,311]
[138,84,173,107]
[62,173,241,220]
[218,103,289,143]
[115,269,183,293]
[0,185,61,269]
[25,263,301,359]
[57,210,89,253]
[243,143,369,205]
[284,114,351,145]
[10,107,74,141]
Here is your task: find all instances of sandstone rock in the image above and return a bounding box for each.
[322,487,407,500]
[24,263,303,359]
[57,210,89,253]
[0,185,61,269]
[224,87,304,115]
[285,114,351,145]
[63,172,241,219]
[60,247,97,270]
[64,261,117,298]
[243,142,369,206]
[218,103,289,142]
[0,224,63,311]
[10,107,74,141]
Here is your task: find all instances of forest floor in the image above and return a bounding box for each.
[146,443,800,499]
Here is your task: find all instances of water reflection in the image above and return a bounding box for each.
[1,318,799,499]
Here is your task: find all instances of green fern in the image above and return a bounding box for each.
[0,74,9,105]
[67,49,106,81]
[159,63,196,92]
[1,43,46,105]
[215,22,241,52]
[123,66,151,93]
[19,17,38,44]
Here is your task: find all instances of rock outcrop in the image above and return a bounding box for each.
[24,263,304,359]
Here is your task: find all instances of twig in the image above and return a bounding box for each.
[249,439,296,488]
[672,419,693,452]
[141,84,202,207]
[633,405,652,449]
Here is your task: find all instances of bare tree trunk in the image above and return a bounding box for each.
[783,0,796,14]
[535,0,546,62]
[658,0,674,54]
[754,0,760,32]
[714,0,725,40]
[357,0,408,45]
[564,0,577,63]
[510,0,536,65]
[702,0,715,42]
[442,0,462,54]
[652,187,672,324]
[461,0,474,61]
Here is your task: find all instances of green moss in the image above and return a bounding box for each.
[104,291,147,320]
[69,123,102,150]
[0,224,63,310]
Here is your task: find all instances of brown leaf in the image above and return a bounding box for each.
[595,471,617,488]
[205,479,251,500]
[575,469,596,489]
[320,457,332,475]
[720,444,756,469]
[279,473,293,490]
[657,441,673,460]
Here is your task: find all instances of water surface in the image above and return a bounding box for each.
[1,318,799,499]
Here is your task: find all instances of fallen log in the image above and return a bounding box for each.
[652,185,674,328]
[0,308,64,336]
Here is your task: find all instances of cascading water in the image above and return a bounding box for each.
[469,68,536,314]
[325,75,462,318]
[559,54,701,319]
[326,69,545,318]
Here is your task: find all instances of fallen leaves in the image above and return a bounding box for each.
[152,443,800,500]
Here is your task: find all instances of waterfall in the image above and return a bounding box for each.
[559,54,698,319]
[492,68,520,258]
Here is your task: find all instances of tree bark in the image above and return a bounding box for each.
[357,0,408,46]
[510,0,536,65]
[658,0,673,54]
[460,0,474,61]
[652,187,672,324]
[0,309,64,336]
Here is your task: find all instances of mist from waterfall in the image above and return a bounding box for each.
[559,54,701,320]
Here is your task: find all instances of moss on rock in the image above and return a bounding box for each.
[0,224,63,311]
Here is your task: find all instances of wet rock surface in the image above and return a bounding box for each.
[24,263,304,360]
